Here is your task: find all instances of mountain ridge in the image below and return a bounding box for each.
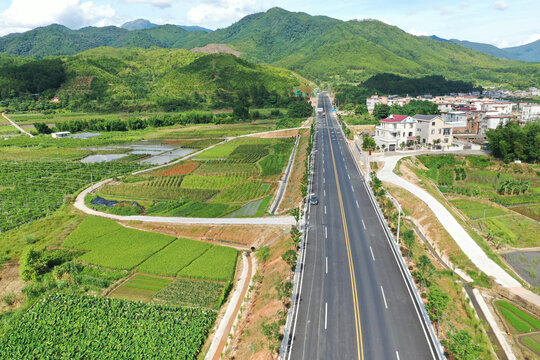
[0,8,539,87]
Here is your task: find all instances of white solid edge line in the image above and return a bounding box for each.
[362,219,366,230]
[326,256,328,274]
[325,226,327,239]
[370,246,375,261]
[381,286,388,309]
[356,200,359,208]
[351,186,354,192]
[324,205,327,214]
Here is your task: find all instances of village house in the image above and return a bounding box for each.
[521,103,540,123]
[413,115,453,147]
[374,114,417,151]
[366,95,387,113]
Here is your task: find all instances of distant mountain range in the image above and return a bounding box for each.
[0,8,539,87]
[427,35,540,62]
[121,19,212,33]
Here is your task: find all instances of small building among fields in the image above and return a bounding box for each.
[51,131,70,138]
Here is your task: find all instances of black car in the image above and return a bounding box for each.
[310,195,319,205]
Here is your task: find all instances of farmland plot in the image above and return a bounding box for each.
[154,278,226,309]
[0,293,215,359]
[0,160,145,232]
[179,245,238,282]
[138,238,212,276]
[64,219,175,269]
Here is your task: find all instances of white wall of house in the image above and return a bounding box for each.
[415,116,453,146]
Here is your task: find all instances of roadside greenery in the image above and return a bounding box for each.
[487,121,540,163]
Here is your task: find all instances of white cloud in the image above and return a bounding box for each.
[491,37,509,48]
[459,2,469,10]
[515,33,540,47]
[123,0,174,9]
[408,28,429,37]
[435,5,454,16]
[0,0,118,36]
[493,1,508,11]
[187,0,265,26]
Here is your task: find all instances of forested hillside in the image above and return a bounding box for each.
[0,48,311,112]
[1,8,539,88]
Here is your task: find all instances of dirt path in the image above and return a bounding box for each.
[1,113,34,137]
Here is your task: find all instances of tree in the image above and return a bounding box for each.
[19,247,47,281]
[261,320,283,359]
[417,255,434,290]
[355,104,368,115]
[445,330,482,360]
[362,134,376,151]
[426,286,449,335]
[372,103,390,120]
[401,229,415,262]
[276,280,293,313]
[33,122,53,134]
[233,102,250,120]
[288,98,313,118]
[282,249,297,272]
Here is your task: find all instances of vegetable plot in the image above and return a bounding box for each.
[0,293,216,359]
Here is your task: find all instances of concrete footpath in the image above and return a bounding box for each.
[74,179,295,225]
[378,155,540,307]
[2,112,34,137]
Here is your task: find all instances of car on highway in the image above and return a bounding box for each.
[309,195,319,205]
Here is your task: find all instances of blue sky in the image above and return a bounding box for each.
[0,0,538,48]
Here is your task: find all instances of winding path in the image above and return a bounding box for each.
[74,127,302,226]
[378,154,540,306]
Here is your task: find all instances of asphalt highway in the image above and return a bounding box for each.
[288,93,440,360]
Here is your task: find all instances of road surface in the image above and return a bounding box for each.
[288,93,441,359]
[1,112,34,137]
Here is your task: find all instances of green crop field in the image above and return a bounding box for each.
[109,274,172,302]
[194,161,259,176]
[496,300,540,333]
[64,218,175,269]
[146,200,235,217]
[181,174,250,190]
[63,216,124,248]
[522,335,540,356]
[211,181,272,203]
[479,214,540,248]
[154,278,226,309]
[138,238,212,276]
[450,199,507,219]
[179,245,238,282]
[0,293,215,359]
[0,160,145,232]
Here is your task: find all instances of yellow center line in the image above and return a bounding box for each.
[323,100,364,360]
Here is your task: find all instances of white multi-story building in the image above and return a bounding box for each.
[442,111,468,128]
[521,103,540,123]
[374,114,417,152]
[366,95,386,113]
[413,115,453,146]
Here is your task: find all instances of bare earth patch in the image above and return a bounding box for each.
[248,129,299,138]
[0,262,24,312]
[278,129,309,213]
[124,221,288,248]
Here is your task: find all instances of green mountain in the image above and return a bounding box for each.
[449,39,515,60]
[0,47,311,112]
[504,39,540,62]
[121,19,158,31]
[428,35,540,63]
[1,8,539,87]
[121,19,212,33]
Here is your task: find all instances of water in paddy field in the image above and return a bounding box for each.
[80,154,129,163]
[139,148,195,165]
